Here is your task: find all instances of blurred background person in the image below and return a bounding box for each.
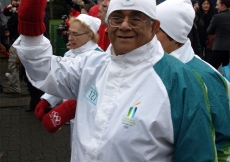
[0,2,4,94]
[188,0,203,58]
[2,0,21,94]
[3,0,20,44]
[207,0,230,70]
[96,0,110,51]
[0,2,8,52]
[80,3,95,14]
[197,0,214,62]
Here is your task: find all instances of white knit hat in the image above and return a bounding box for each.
[156,0,195,43]
[105,0,156,23]
[76,14,101,33]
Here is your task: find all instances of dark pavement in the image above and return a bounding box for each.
[0,50,71,162]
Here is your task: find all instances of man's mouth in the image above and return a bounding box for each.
[118,36,134,39]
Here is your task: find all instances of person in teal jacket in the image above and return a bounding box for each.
[156,0,230,161]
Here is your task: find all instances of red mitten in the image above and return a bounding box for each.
[42,100,77,133]
[35,99,51,122]
[18,0,46,36]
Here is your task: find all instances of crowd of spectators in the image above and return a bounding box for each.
[190,0,230,69]
[1,0,21,95]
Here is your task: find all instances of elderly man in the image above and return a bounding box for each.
[14,0,216,161]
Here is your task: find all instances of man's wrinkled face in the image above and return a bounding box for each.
[107,10,159,55]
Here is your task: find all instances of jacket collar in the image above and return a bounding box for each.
[108,36,164,67]
[219,8,230,13]
[71,40,98,54]
[169,39,194,63]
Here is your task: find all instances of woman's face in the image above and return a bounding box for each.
[68,21,92,49]
[202,0,211,12]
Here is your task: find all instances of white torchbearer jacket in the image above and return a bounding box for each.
[13,35,216,162]
[40,41,103,145]
[41,41,103,107]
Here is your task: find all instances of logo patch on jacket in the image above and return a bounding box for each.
[85,87,98,105]
[122,102,140,129]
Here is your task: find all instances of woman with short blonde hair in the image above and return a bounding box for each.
[69,17,99,44]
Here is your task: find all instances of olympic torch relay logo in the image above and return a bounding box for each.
[127,102,140,118]
[122,102,141,129]
[49,111,61,127]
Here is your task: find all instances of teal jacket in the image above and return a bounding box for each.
[170,39,230,161]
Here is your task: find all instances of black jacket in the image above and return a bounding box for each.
[207,9,230,50]
[188,16,203,58]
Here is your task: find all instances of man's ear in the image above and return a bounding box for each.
[152,20,160,34]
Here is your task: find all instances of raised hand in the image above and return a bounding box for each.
[18,0,47,36]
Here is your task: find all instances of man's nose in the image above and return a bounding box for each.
[119,17,132,30]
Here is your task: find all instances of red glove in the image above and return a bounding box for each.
[18,0,46,36]
[35,99,51,122]
[42,100,77,133]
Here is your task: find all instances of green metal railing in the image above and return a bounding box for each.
[50,20,67,57]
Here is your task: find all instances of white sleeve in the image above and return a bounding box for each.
[41,93,62,108]
[13,35,83,100]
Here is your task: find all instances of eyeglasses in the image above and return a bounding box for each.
[68,32,88,37]
[108,17,153,28]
